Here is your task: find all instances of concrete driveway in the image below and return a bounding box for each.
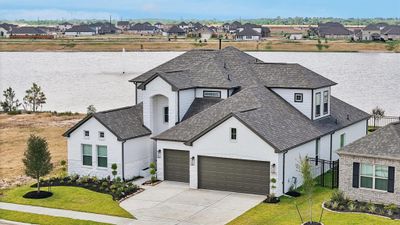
[120,181,265,225]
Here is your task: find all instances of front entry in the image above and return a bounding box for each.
[163,149,189,182]
[198,156,270,195]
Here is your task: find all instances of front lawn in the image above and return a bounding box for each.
[0,209,111,225]
[229,187,399,225]
[0,185,133,218]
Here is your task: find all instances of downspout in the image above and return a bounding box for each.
[311,89,314,120]
[121,140,126,181]
[282,150,287,194]
[177,91,180,123]
[329,132,333,162]
[135,83,138,105]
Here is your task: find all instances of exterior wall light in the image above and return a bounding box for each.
[271,163,276,174]
[191,156,195,166]
[157,149,161,158]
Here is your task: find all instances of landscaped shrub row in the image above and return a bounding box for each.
[31,175,140,200]
[324,190,400,219]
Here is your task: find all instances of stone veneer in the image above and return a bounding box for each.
[339,154,400,206]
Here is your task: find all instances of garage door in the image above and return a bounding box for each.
[164,149,189,182]
[198,156,270,195]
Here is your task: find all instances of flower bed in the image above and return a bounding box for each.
[324,190,400,220]
[31,175,141,201]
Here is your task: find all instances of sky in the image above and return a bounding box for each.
[0,0,399,20]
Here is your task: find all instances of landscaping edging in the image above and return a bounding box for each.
[322,202,400,221]
[118,188,144,203]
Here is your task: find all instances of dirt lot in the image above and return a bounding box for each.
[1,37,398,52]
[0,113,84,188]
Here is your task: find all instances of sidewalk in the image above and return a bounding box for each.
[0,202,136,225]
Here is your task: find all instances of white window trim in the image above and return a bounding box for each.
[340,133,346,147]
[96,145,108,168]
[359,163,389,192]
[230,128,237,142]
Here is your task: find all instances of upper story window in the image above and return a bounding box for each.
[323,91,329,115]
[230,128,237,141]
[82,144,92,166]
[340,133,346,148]
[84,130,90,138]
[203,91,221,98]
[294,93,303,102]
[315,92,321,117]
[99,131,105,139]
[164,107,169,123]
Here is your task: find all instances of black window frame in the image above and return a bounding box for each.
[84,130,90,137]
[99,131,105,138]
[323,90,329,115]
[230,128,237,140]
[163,106,169,123]
[315,92,321,117]
[203,90,221,98]
[294,93,303,103]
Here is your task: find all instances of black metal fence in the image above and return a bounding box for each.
[368,116,400,127]
[308,158,339,189]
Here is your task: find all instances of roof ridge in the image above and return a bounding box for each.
[96,105,136,114]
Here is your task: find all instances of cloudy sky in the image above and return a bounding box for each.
[0,0,399,20]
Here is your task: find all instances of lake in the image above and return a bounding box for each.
[0,52,399,115]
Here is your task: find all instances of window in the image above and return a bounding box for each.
[340,133,346,148]
[246,36,252,39]
[97,145,108,168]
[360,164,388,191]
[315,92,321,117]
[84,130,89,137]
[315,138,320,165]
[294,93,303,102]
[323,91,329,115]
[99,131,105,139]
[163,107,169,123]
[82,144,92,166]
[203,91,221,98]
[230,128,237,140]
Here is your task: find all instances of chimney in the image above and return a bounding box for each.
[219,38,222,50]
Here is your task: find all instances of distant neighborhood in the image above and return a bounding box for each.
[1,20,399,41]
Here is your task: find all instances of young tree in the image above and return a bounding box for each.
[298,156,317,224]
[372,106,385,128]
[0,87,20,112]
[23,83,46,112]
[111,163,118,179]
[87,104,97,115]
[22,135,53,193]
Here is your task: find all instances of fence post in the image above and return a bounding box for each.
[322,161,325,187]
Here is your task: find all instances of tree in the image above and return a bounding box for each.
[22,135,53,193]
[0,87,20,112]
[23,83,46,112]
[111,163,118,179]
[372,106,385,128]
[87,105,97,115]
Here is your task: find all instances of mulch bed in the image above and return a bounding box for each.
[286,191,301,197]
[23,191,53,199]
[302,222,323,225]
[263,197,280,204]
[324,201,400,220]
[142,180,162,186]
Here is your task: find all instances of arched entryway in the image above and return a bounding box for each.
[150,94,169,135]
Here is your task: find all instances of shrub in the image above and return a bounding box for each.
[111,163,118,179]
[348,202,356,211]
[331,201,339,210]
[330,190,346,205]
[150,162,157,183]
[384,203,398,216]
[367,202,376,213]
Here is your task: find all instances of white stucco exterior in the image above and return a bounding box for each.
[179,89,195,121]
[67,117,153,180]
[272,88,313,119]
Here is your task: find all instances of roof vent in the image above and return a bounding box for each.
[347,114,350,120]
[335,119,338,124]
[227,74,231,81]
[224,62,227,69]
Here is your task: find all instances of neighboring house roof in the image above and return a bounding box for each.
[0,24,12,31]
[154,85,369,152]
[231,21,241,26]
[364,23,388,31]
[382,25,400,35]
[241,23,261,29]
[178,22,188,26]
[59,22,73,25]
[129,23,156,31]
[117,21,130,26]
[337,122,400,160]
[166,25,186,34]
[318,22,352,36]
[63,103,151,141]
[237,27,261,37]
[182,98,223,121]
[197,26,214,34]
[155,22,163,25]
[11,27,46,35]
[131,47,336,90]
[65,25,95,33]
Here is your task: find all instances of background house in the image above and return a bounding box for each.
[317,22,353,39]
[116,21,130,31]
[338,122,399,205]
[65,25,96,36]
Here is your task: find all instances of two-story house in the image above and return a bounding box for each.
[64,47,369,195]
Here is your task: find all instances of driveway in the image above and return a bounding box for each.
[120,181,265,225]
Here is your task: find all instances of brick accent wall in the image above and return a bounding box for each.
[339,154,400,205]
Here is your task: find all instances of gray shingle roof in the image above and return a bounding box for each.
[237,27,261,37]
[182,98,223,121]
[337,122,400,160]
[11,27,46,35]
[318,23,353,36]
[63,103,151,141]
[154,86,369,152]
[167,25,185,34]
[65,25,95,33]
[382,25,400,35]
[131,47,336,90]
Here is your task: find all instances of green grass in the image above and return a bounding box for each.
[0,185,133,218]
[229,187,399,225]
[0,209,111,225]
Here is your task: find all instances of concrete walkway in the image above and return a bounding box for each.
[120,181,265,225]
[0,219,34,225]
[0,202,136,225]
